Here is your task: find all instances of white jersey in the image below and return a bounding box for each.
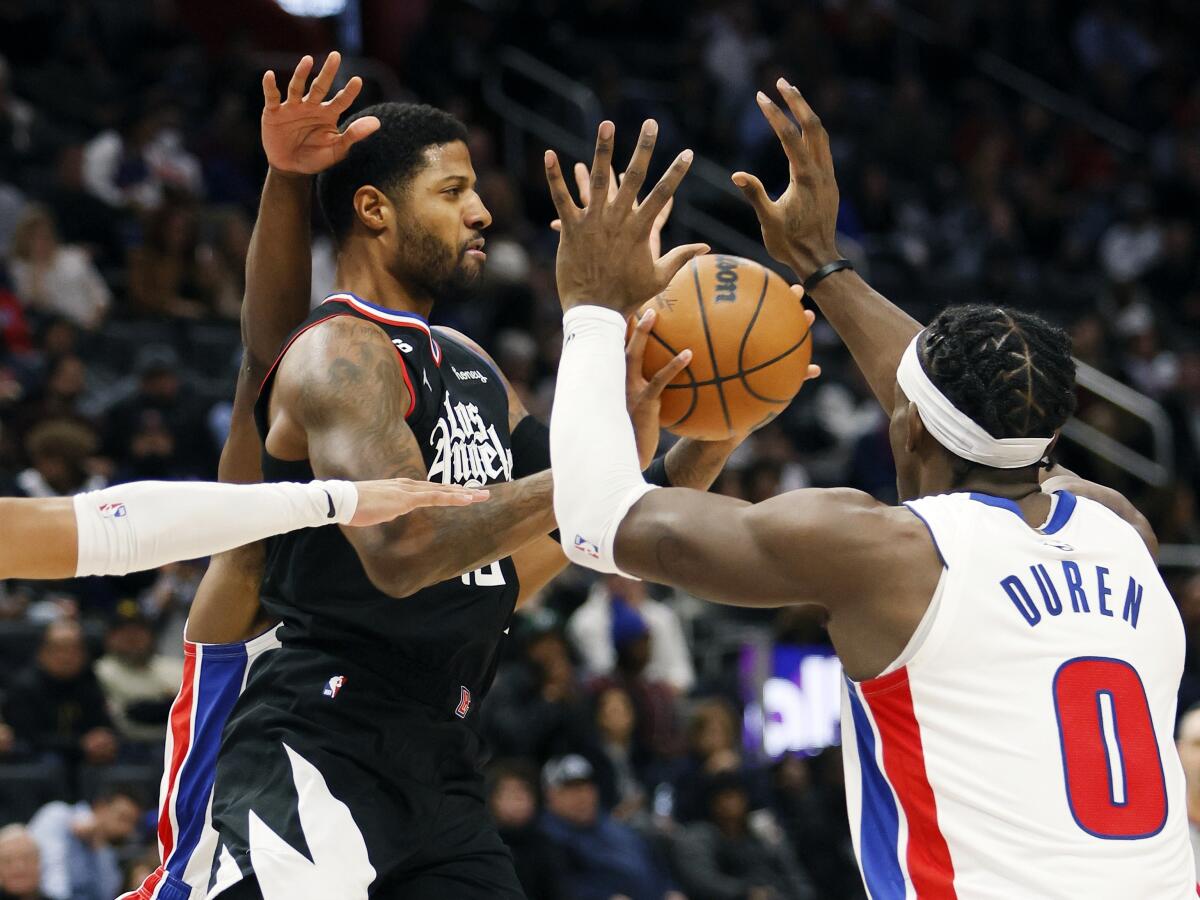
[120,625,281,900]
[841,489,1192,899]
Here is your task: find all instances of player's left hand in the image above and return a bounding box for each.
[546,119,709,314]
[261,51,380,176]
[625,308,691,468]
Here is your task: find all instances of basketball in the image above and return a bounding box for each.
[638,254,813,440]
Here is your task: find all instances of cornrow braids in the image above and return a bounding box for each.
[919,305,1077,451]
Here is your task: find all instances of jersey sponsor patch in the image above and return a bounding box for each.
[427,394,514,485]
[451,365,488,384]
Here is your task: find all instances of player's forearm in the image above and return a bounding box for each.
[513,535,569,607]
[0,480,360,581]
[788,267,920,413]
[665,438,738,491]
[360,472,556,597]
[242,167,313,369]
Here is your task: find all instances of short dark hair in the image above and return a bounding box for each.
[920,305,1077,448]
[92,782,146,808]
[316,102,469,243]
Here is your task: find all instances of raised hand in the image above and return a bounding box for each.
[261,52,381,176]
[551,161,675,260]
[731,78,841,278]
[546,119,708,315]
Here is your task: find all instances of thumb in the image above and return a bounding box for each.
[731,171,772,217]
[655,243,710,289]
[338,115,381,152]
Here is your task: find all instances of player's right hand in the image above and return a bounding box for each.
[261,51,380,176]
[347,478,489,527]
[731,78,841,279]
[545,119,708,315]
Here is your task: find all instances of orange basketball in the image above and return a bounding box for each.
[639,254,812,440]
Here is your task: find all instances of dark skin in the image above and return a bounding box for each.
[548,97,1157,681]
[263,62,739,600]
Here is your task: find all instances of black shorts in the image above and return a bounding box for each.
[206,645,524,899]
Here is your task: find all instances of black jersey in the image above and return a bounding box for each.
[252,291,518,717]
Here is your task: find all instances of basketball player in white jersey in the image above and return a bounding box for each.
[543,86,1194,898]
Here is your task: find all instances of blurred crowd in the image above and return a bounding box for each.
[0,0,1196,898]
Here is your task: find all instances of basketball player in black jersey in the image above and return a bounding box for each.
[207,55,739,900]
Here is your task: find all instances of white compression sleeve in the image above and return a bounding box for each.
[73,479,358,577]
[551,306,657,576]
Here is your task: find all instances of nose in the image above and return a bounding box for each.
[466,194,492,231]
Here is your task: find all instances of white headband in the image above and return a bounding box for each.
[895,332,1054,469]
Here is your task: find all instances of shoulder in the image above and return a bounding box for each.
[277,315,402,394]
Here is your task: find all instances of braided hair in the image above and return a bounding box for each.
[919,305,1076,468]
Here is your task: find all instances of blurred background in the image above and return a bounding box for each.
[0,1,1196,898]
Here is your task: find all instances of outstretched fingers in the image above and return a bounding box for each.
[338,114,381,152]
[755,90,805,172]
[639,149,694,225]
[730,170,774,217]
[286,55,314,103]
[305,50,342,103]
[776,78,831,165]
[545,150,581,222]
[616,119,658,208]
[262,70,281,110]
[327,75,364,115]
[587,121,616,207]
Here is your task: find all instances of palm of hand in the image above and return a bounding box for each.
[262,107,346,175]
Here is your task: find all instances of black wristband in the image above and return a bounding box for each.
[511,416,552,480]
[644,455,672,487]
[803,258,854,292]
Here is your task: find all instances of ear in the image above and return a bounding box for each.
[905,400,924,454]
[353,185,390,233]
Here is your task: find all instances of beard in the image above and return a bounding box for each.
[393,219,482,303]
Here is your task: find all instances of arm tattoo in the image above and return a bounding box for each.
[296,316,557,589]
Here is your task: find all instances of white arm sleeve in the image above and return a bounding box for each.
[73,479,359,577]
[550,306,657,576]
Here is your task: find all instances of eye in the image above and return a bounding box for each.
[443,187,461,198]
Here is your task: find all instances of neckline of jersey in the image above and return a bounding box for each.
[323,291,431,324]
[967,490,1076,535]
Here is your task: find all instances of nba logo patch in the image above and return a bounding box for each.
[98,502,127,519]
[323,675,346,699]
[455,686,471,719]
[573,534,600,560]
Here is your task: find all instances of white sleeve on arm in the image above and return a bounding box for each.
[550,306,657,577]
[73,479,359,577]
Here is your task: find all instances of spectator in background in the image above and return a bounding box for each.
[103,343,212,481]
[2,420,104,498]
[36,145,124,272]
[673,699,767,824]
[194,208,251,321]
[3,620,118,774]
[81,104,201,213]
[485,613,597,762]
[26,785,140,900]
[670,770,814,900]
[1177,703,1200,880]
[94,601,183,747]
[8,207,109,330]
[588,601,685,765]
[0,56,44,186]
[125,203,208,319]
[0,824,47,900]
[487,761,566,900]
[568,576,694,693]
[592,685,651,821]
[538,755,681,900]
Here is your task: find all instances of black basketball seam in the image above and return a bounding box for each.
[692,259,732,434]
[648,330,699,428]
[661,319,812,389]
[736,267,771,383]
[738,323,812,403]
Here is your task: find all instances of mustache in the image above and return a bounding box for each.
[458,233,485,256]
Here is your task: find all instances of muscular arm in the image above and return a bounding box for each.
[273,316,554,597]
[186,169,316,642]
